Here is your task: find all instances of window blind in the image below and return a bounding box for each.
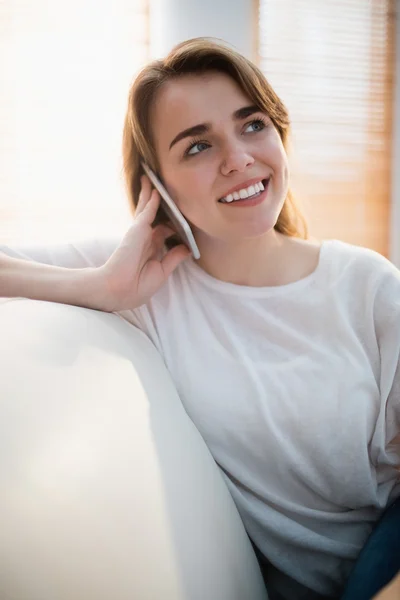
[0,0,149,244]
[258,0,395,255]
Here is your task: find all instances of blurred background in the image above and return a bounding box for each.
[1,0,399,264]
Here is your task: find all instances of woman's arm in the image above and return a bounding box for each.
[372,258,400,456]
[0,181,190,313]
[0,237,119,309]
[0,252,106,310]
[0,237,118,269]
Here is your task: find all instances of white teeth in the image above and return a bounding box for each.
[220,179,266,203]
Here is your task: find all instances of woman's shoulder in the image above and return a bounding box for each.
[317,238,400,296]
[281,235,397,288]
[322,238,397,271]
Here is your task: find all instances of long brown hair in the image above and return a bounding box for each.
[122,37,308,239]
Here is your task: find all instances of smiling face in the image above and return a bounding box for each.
[150,70,290,246]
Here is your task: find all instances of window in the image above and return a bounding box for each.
[0,0,149,244]
[258,0,395,255]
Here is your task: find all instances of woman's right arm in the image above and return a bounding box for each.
[0,254,107,310]
[0,176,190,312]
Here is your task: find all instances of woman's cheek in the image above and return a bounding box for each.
[169,187,200,221]
[163,180,187,211]
[181,174,212,210]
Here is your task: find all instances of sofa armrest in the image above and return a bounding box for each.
[0,299,267,600]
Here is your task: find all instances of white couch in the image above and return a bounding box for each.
[0,298,268,600]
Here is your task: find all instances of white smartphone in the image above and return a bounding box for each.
[141,161,200,260]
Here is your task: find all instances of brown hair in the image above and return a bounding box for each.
[122,37,308,239]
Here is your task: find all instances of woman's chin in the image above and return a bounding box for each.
[235,214,279,239]
[193,209,281,244]
[220,196,283,237]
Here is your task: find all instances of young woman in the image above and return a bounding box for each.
[1,37,400,600]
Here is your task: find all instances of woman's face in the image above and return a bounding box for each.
[150,70,289,244]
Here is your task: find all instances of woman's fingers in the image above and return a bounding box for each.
[135,175,159,218]
[153,223,177,241]
[161,244,191,277]
[151,224,179,259]
[136,188,160,226]
[135,175,150,215]
[134,175,188,268]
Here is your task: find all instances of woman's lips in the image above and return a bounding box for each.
[219,179,269,207]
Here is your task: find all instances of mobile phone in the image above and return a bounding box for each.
[141,162,200,260]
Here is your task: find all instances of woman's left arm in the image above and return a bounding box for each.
[373,258,400,460]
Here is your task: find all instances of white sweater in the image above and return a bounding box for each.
[2,237,400,599]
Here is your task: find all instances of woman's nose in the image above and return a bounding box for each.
[220,144,255,175]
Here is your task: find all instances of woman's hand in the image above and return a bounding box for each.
[373,572,400,599]
[97,175,191,312]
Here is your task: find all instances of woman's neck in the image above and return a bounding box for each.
[194,229,321,287]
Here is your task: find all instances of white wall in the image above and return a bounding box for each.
[149,0,257,61]
[390,0,400,266]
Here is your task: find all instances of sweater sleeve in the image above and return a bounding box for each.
[0,237,119,269]
[372,256,400,465]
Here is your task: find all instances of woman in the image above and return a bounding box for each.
[1,37,400,599]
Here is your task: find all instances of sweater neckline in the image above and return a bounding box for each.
[184,240,334,297]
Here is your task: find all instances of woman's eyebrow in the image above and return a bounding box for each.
[168,104,261,151]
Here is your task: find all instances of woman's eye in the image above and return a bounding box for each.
[184,118,267,158]
[245,118,267,133]
[186,141,209,157]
